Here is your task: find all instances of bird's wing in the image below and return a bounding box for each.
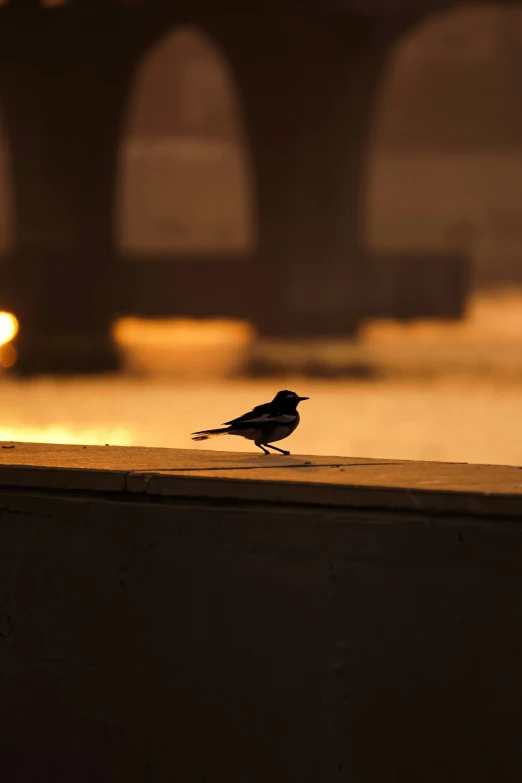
[224,403,296,427]
[223,402,272,426]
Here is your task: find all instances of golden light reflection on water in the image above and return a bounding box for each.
[113,316,255,377]
[110,289,522,379]
[1,376,522,466]
[2,289,522,466]
[361,288,522,344]
[0,427,132,447]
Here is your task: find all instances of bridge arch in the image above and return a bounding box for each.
[117,24,254,321]
[367,4,522,297]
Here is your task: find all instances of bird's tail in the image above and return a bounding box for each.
[191,427,229,442]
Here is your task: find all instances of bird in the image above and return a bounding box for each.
[191,389,309,455]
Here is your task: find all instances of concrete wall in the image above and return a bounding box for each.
[1,445,522,781]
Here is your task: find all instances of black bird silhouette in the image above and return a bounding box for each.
[191,389,309,455]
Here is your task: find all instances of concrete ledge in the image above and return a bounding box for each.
[1,441,522,518]
[2,442,522,782]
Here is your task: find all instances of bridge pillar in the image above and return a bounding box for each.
[0,12,141,374]
[223,14,410,338]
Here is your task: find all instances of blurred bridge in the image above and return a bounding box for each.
[0,0,512,373]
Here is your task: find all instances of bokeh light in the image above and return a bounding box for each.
[0,312,18,347]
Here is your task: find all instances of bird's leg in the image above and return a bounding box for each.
[265,444,290,456]
[255,442,271,455]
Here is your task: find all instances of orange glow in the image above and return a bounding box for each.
[0,426,132,447]
[0,343,17,369]
[0,312,18,347]
[113,317,256,377]
[361,288,522,346]
[113,317,254,347]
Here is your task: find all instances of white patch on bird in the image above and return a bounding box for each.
[285,393,296,398]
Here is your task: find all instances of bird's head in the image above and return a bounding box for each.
[272,390,310,408]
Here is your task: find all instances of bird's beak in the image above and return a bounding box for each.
[298,396,310,401]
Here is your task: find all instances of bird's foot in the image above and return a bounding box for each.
[265,445,290,455]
